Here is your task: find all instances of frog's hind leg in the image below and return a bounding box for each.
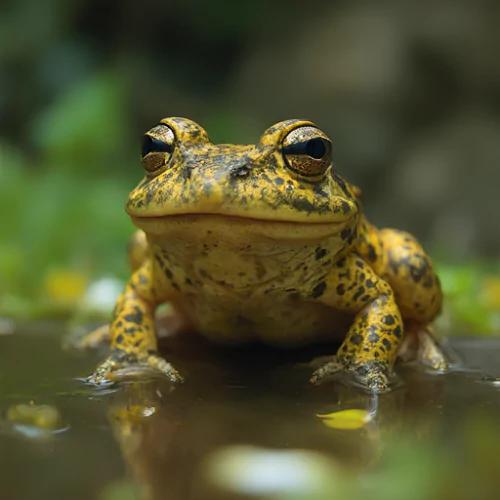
[359,224,449,371]
[398,322,449,372]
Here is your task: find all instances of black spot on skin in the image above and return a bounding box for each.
[355,260,364,269]
[341,201,351,214]
[172,282,180,291]
[353,286,365,301]
[392,325,402,338]
[145,189,155,204]
[124,310,144,325]
[383,315,395,325]
[274,177,285,185]
[124,327,137,335]
[350,334,363,345]
[230,164,250,178]
[422,277,434,288]
[185,277,193,285]
[311,281,327,298]
[409,259,430,283]
[367,244,377,262]
[134,338,143,347]
[312,184,328,197]
[315,247,327,260]
[336,284,346,295]
[115,334,124,344]
[341,228,352,240]
[382,338,392,349]
[182,165,193,180]
[361,295,371,302]
[115,321,123,328]
[165,268,173,280]
[365,279,375,288]
[332,173,351,199]
[291,197,317,214]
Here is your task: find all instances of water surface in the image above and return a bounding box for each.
[1,325,500,500]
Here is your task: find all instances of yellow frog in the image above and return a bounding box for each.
[81,117,446,393]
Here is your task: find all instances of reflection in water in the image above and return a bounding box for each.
[2,330,500,500]
[104,336,455,500]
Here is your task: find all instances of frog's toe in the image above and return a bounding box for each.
[347,361,391,394]
[85,350,125,385]
[139,352,184,383]
[310,356,342,384]
[85,349,183,386]
[311,357,393,393]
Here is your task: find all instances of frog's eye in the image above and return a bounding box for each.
[141,124,175,173]
[282,126,332,177]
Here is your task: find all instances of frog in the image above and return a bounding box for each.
[80,117,447,393]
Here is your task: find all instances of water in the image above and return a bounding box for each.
[1,325,500,500]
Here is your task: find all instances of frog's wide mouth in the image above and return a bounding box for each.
[130,213,354,241]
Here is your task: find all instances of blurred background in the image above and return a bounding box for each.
[1,0,499,333]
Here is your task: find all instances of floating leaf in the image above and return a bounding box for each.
[317,409,374,430]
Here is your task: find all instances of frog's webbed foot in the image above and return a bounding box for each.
[310,357,391,394]
[398,324,450,372]
[85,349,184,386]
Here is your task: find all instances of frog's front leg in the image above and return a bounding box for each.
[86,259,183,385]
[311,254,403,393]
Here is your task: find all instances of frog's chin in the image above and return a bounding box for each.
[130,213,356,242]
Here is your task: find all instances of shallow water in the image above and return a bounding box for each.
[1,325,500,500]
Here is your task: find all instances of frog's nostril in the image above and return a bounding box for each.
[230,165,250,178]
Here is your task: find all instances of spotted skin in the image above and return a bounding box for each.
[87,259,183,384]
[82,117,445,392]
[310,254,403,391]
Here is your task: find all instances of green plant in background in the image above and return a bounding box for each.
[1,73,136,319]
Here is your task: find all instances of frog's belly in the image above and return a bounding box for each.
[173,296,352,346]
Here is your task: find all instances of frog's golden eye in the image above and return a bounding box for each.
[282,126,332,177]
[141,124,175,173]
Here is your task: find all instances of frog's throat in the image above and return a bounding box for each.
[130,213,355,242]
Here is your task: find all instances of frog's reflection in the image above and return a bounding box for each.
[104,339,447,500]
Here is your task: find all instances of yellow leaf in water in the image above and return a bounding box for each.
[316,409,374,430]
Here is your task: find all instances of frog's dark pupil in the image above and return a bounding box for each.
[305,138,326,159]
[141,135,173,158]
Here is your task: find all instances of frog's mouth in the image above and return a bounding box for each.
[130,213,355,242]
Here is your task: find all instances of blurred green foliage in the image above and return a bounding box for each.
[0,51,500,334]
[1,71,499,334]
[1,73,135,317]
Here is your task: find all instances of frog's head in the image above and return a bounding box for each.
[126,118,359,240]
